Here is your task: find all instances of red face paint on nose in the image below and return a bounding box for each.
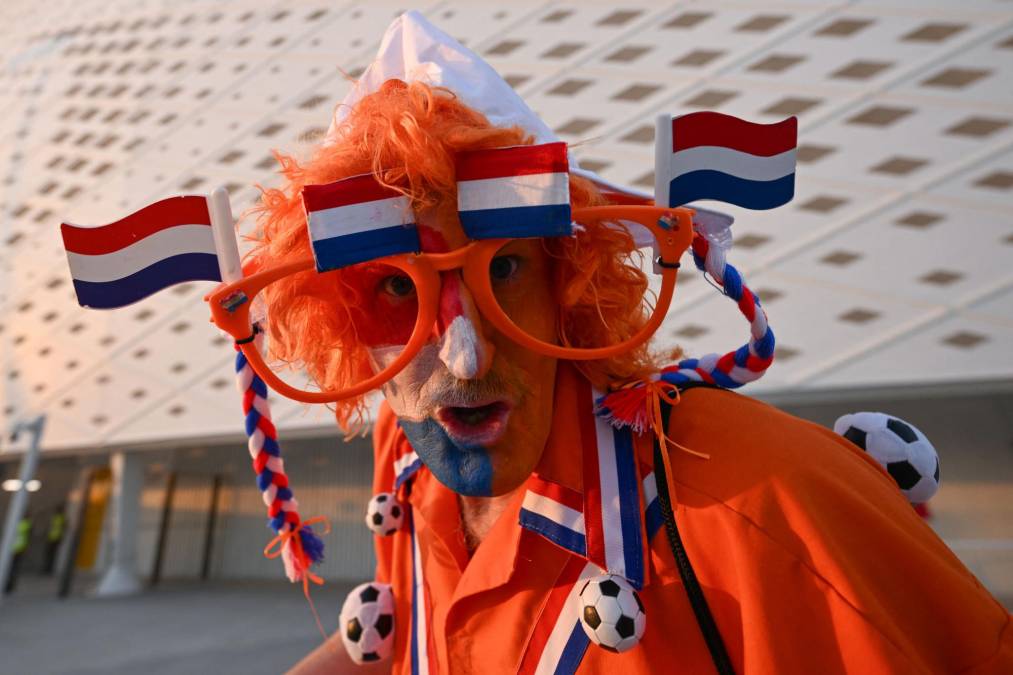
[438,273,466,335]
[418,223,493,379]
[419,226,466,336]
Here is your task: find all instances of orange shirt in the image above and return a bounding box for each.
[371,363,1011,673]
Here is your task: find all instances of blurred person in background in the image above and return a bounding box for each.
[43,503,65,575]
[5,510,32,594]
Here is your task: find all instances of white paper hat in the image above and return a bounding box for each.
[325,12,649,195]
[326,11,555,147]
[325,11,733,247]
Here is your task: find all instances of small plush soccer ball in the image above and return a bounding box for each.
[365,492,403,536]
[339,582,395,663]
[578,574,646,653]
[834,412,940,504]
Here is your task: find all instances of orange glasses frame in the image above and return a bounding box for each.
[207,205,694,403]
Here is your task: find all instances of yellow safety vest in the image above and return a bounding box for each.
[48,513,65,542]
[13,518,30,554]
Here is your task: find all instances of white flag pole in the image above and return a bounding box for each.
[207,186,242,284]
[654,113,673,209]
[652,113,674,274]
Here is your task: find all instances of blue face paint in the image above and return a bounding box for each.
[398,417,494,497]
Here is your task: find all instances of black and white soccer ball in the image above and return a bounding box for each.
[834,412,940,504]
[365,492,403,536]
[578,574,646,653]
[339,581,395,664]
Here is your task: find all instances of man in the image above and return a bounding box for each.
[44,503,66,575]
[5,511,32,594]
[228,13,1010,674]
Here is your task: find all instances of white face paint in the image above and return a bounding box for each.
[437,314,491,380]
[369,343,445,422]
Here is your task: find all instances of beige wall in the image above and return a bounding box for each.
[126,433,377,584]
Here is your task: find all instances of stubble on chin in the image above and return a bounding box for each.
[372,343,526,423]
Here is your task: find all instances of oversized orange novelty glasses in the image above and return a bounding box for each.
[207,206,693,403]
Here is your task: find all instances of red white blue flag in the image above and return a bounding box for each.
[585,388,646,589]
[519,384,647,590]
[656,111,797,210]
[456,142,571,239]
[520,477,587,558]
[517,557,597,675]
[302,174,420,273]
[61,195,221,309]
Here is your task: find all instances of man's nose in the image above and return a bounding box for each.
[433,271,495,380]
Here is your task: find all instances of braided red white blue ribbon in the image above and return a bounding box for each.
[597,228,774,432]
[235,330,324,581]
[661,232,774,388]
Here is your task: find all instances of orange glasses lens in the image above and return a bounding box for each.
[256,260,422,392]
[239,209,684,400]
[488,225,663,352]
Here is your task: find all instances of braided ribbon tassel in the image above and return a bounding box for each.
[597,229,774,435]
[666,232,775,387]
[235,331,325,583]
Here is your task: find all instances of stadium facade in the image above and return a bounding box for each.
[1,0,1010,605]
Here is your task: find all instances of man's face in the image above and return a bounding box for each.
[367,206,559,497]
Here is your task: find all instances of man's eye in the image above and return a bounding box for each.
[489,255,520,282]
[381,274,415,297]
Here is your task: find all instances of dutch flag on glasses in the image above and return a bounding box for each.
[456,142,572,239]
[302,174,421,273]
[655,111,797,210]
[61,196,222,309]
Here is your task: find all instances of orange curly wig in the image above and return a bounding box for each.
[247,80,666,430]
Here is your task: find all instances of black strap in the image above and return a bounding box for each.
[653,401,736,675]
[234,323,262,345]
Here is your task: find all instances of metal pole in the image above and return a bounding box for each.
[200,474,222,581]
[149,470,177,587]
[58,468,94,599]
[0,415,46,604]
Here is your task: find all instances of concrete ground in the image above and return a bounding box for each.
[1,554,1009,675]
[0,576,356,675]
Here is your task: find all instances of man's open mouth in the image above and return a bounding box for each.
[434,400,512,445]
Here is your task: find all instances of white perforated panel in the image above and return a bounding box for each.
[0,0,1010,452]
